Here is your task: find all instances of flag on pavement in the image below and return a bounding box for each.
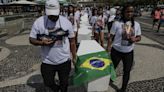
[72,51,116,86]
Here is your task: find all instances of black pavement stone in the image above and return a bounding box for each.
[126,77,164,92]
[0,45,41,81]
[0,83,87,92]
[0,32,42,82]
[0,77,164,92]
[0,32,8,38]
[0,74,87,92]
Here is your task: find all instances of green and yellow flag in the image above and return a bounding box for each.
[72,51,116,86]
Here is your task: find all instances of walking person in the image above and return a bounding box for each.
[90,8,98,39]
[91,8,105,48]
[74,6,81,44]
[152,7,161,30]
[107,8,117,33]
[107,3,141,92]
[95,8,105,48]
[157,8,164,32]
[29,0,76,92]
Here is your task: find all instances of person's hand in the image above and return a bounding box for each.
[41,37,54,45]
[129,36,136,43]
[106,45,112,52]
[72,55,77,65]
[72,59,76,66]
[106,46,112,55]
[77,25,80,29]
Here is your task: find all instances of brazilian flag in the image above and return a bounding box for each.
[72,51,116,86]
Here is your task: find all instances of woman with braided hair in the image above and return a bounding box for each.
[107,3,141,92]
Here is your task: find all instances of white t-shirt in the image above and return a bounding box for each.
[74,10,81,31]
[97,15,106,28]
[90,15,98,27]
[91,15,105,29]
[108,15,116,22]
[30,15,75,65]
[110,21,141,53]
[75,10,80,21]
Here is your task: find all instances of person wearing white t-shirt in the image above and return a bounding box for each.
[29,0,76,92]
[90,9,98,39]
[107,8,116,33]
[107,3,141,92]
[92,7,105,48]
[74,6,81,44]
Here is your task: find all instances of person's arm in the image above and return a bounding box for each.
[75,11,80,29]
[67,20,77,65]
[29,37,44,46]
[29,37,54,46]
[29,20,54,46]
[106,34,114,52]
[130,22,142,43]
[106,21,117,52]
[76,19,80,29]
[69,37,76,65]
[91,17,97,39]
[130,35,141,43]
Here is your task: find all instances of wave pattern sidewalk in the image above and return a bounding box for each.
[0,13,164,92]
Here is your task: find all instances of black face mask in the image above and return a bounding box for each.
[48,15,59,22]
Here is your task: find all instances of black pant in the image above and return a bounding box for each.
[111,48,134,91]
[107,21,114,33]
[41,60,71,92]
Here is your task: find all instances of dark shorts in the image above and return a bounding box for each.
[95,27,103,33]
[107,21,114,33]
[159,19,164,24]
[153,19,159,23]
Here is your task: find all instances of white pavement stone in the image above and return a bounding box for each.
[5,34,31,45]
[130,36,164,82]
[0,46,10,62]
[0,64,41,88]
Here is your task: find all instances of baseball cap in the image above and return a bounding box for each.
[110,8,116,16]
[45,0,60,16]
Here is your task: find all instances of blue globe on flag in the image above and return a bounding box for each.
[80,57,111,70]
[90,59,105,68]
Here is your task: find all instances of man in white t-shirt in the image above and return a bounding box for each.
[29,0,76,92]
[74,7,80,31]
[74,7,81,44]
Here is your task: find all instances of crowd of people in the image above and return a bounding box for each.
[29,0,143,92]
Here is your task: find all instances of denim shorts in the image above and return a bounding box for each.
[95,27,103,33]
[160,19,164,24]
